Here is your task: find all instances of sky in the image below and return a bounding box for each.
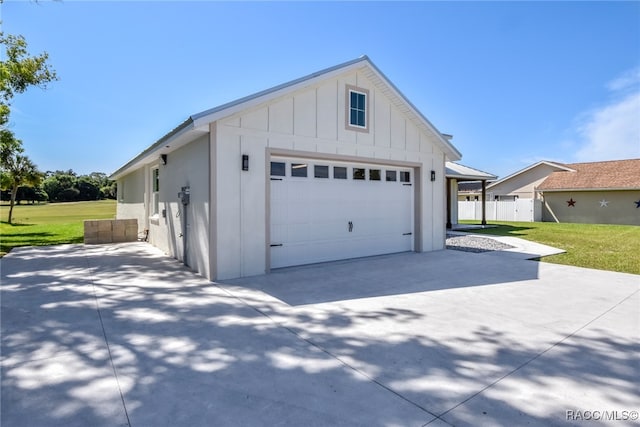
[2,1,639,179]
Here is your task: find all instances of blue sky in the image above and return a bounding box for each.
[2,1,639,179]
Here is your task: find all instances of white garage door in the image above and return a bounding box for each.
[270,157,414,269]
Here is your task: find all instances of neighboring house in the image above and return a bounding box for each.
[457,181,486,201]
[537,159,640,225]
[486,160,573,200]
[110,56,462,280]
[445,162,497,227]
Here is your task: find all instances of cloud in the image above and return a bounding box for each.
[606,67,640,92]
[573,69,640,162]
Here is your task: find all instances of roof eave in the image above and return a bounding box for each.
[447,174,498,181]
[111,55,464,178]
[538,187,640,192]
[363,60,462,161]
[109,117,196,180]
[190,56,372,130]
[487,160,575,189]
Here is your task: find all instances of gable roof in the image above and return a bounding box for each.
[111,56,461,179]
[486,160,574,190]
[537,159,640,191]
[445,162,497,181]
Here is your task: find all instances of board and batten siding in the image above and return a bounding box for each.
[211,69,447,280]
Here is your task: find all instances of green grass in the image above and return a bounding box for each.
[460,220,640,275]
[0,200,116,256]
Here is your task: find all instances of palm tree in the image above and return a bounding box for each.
[1,153,42,224]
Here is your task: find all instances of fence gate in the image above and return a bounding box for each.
[458,199,539,222]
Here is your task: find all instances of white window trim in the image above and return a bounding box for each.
[345,84,370,133]
[151,166,160,217]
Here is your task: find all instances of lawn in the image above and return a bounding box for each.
[0,200,116,256]
[460,220,640,275]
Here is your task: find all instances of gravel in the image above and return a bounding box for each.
[446,233,515,253]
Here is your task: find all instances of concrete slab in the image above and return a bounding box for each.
[1,244,435,427]
[437,291,640,427]
[447,230,566,259]
[224,249,639,424]
[2,242,638,427]
[1,352,128,427]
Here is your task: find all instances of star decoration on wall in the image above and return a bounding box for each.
[567,198,576,207]
[599,199,609,207]
[635,200,640,208]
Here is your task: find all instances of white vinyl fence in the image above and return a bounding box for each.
[458,199,542,222]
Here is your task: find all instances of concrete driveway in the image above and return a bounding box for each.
[1,243,638,426]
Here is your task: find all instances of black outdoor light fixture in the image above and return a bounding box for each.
[161,154,167,165]
[242,154,249,171]
[431,170,436,181]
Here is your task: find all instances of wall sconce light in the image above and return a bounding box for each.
[431,170,436,181]
[161,154,167,165]
[242,154,249,171]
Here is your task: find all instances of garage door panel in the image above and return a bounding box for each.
[270,157,414,269]
[307,221,349,241]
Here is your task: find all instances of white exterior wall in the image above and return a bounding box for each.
[116,135,211,279]
[211,69,448,280]
[116,167,146,234]
[149,135,210,278]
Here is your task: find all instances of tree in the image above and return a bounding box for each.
[76,175,100,200]
[16,185,48,204]
[101,181,117,199]
[43,170,77,202]
[1,151,42,224]
[0,28,56,221]
[1,128,23,164]
[42,170,115,202]
[0,31,57,126]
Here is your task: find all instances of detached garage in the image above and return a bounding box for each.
[110,56,462,280]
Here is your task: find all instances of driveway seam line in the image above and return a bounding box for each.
[85,255,133,427]
[437,287,640,420]
[215,283,450,426]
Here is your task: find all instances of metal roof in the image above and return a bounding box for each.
[445,162,497,181]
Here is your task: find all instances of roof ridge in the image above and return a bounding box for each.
[565,158,640,167]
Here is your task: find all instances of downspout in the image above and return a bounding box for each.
[179,186,190,266]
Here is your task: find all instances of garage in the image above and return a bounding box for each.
[112,56,461,280]
[270,156,415,269]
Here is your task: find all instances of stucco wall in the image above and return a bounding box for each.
[116,167,146,233]
[542,190,640,225]
[147,135,210,278]
[489,164,565,200]
[211,68,448,279]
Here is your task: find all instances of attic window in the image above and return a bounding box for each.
[345,85,369,132]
